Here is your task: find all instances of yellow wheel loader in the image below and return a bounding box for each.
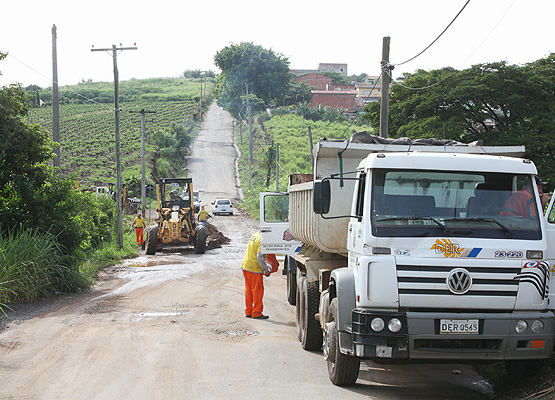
[145,177,206,255]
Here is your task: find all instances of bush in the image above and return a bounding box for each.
[0,228,91,311]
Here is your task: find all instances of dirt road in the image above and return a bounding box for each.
[0,102,493,399]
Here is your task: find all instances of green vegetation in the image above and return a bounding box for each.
[362,54,555,189]
[27,76,215,192]
[214,42,296,118]
[0,228,87,308]
[236,112,374,219]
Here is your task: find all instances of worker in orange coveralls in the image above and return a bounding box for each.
[240,232,277,320]
[500,176,547,219]
[130,212,146,246]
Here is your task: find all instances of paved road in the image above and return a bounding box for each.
[0,102,493,399]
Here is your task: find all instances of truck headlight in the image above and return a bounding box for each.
[515,320,528,333]
[388,318,402,333]
[371,318,385,332]
[531,320,544,333]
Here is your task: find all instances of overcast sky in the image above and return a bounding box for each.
[1,0,553,87]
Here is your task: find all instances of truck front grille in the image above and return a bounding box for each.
[395,262,520,309]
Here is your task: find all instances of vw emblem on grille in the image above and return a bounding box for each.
[446,268,472,295]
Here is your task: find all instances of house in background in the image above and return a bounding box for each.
[292,64,393,112]
[318,63,348,76]
[310,89,358,111]
[294,72,332,90]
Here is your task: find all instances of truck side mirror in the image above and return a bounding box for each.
[313,180,331,214]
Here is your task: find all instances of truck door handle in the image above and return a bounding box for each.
[260,229,272,233]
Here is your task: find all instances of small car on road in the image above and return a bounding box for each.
[213,198,233,215]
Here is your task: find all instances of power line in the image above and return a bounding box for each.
[390,0,517,91]
[339,72,384,139]
[0,47,116,110]
[395,0,471,67]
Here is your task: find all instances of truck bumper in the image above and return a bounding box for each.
[352,309,555,361]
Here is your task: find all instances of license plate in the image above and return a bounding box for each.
[440,319,479,334]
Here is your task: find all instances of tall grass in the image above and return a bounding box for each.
[0,228,91,313]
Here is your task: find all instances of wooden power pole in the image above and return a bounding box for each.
[91,44,137,247]
[130,109,156,219]
[379,36,393,139]
[52,25,60,167]
[246,83,253,190]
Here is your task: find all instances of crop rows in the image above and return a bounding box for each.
[28,95,202,187]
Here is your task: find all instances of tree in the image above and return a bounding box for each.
[361,54,555,187]
[214,42,291,118]
[283,80,313,106]
[0,53,111,259]
[320,71,349,85]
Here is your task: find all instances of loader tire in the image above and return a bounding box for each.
[194,226,206,254]
[145,225,158,255]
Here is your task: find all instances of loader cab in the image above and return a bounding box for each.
[160,179,194,210]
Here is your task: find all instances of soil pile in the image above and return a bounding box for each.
[206,222,230,250]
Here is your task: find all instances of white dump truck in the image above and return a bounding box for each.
[260,136,555,386]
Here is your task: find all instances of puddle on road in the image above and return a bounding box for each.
[219,329,260,337]
[130,310,192,320]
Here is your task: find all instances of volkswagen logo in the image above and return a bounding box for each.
[446,268,472,295]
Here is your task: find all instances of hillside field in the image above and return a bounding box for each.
[27,77,213,190]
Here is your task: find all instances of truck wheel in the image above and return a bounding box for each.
[286,257,297,306]
[324,298,360,386]
[194,226,207,254]
[296,276,305,342]
[145,225,158,255]
[300,280,323,351]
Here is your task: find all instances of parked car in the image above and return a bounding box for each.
[213,198,233,215]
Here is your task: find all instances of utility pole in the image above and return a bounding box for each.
[199,73,203,120]
[199,71,205,120]
[52,25,60,168]
[246,83,253,190]
[307,126,314,174]
[380,36,393,139]
[92,43,137,247]
[275,143,280,192]
[130,109,156,219]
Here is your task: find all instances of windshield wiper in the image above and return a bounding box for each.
[376,216,450,233]
[447,217,512,236]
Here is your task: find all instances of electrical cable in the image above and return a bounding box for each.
[339,72,383,139]
[391,0,517,91]
[0,47,121,111]
[395,0,471,67]
[276,159,291,175]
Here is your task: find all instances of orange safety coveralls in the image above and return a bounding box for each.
[240,232,271,318]
[133,216,145,245]
[499,189,537,219]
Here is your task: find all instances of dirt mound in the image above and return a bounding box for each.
[206,222,230,250]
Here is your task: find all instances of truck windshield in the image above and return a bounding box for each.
[371,169,542,240]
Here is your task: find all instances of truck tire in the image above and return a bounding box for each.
[194,226,207,254]
[300,280,323,351]
[145,225,158,255]
[296,276,305,342]
[286,257,297,306]
[324,298,360,386]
